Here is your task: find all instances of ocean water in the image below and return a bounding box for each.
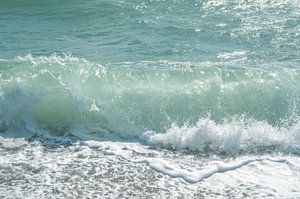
[0,0,300,198]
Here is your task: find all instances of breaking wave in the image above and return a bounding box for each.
[0,54,300,154]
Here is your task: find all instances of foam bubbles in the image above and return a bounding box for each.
[1,137,300,198]
[143,118,300,155]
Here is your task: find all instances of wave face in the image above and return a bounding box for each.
[0,55,300,154]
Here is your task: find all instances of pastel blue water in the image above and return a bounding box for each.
[1,0,299,62]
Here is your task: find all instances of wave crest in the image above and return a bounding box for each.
[143,118,300,155]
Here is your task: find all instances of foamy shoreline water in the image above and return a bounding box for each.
[1,137,299,198]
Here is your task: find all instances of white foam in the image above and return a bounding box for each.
[81,139,292,184]
[217,51,247,60]
[15,53,88,65]
[142,118,300,154]
[132,157,287,183]
[1,136,300,198]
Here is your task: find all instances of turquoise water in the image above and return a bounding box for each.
[1,0,299,62]
[1,1,300,198]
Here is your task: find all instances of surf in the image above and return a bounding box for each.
[0,54,299,156]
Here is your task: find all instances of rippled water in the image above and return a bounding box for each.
[0,0,300,198]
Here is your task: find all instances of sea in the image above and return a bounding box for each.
[0,0,300,198]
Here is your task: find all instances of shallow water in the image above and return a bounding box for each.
[0,0,300,198]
